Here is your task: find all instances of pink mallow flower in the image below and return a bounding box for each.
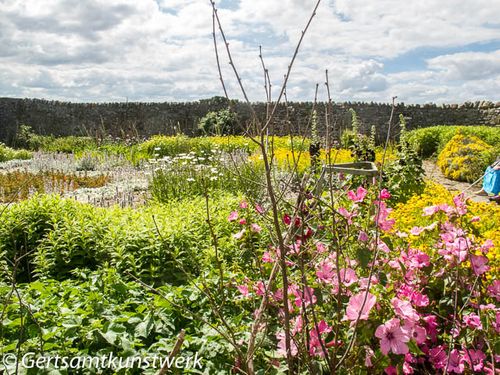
[276,331,298,357]
[250,223,262,233]
[438,236,470,263]
[373,200,395,231]
[316,260,334,283]
[254,281,266,296]
[452,193,467,216]
[487,279,500,301]
[316,242,327,253]
[429,345,447,369]
[463,313,482,330]
[262,251,274,263]
[403,353,416,375]
[289,284,316,307]
[463,349,486,372]
[344,292,377,321]
[379,188,391,200]
[403,321,427,345]
[308,320,332,356]
[338,207,357,225]
[228,211,238,221]
[392,297,420,322]
[283,214,291,225]
[422,203,452,216]
[365,347,375,367]
[447,349,465,374]
[423,315,439,342]
[480,239,494,254]
[233,228,246,239]
[255,204,264,214]
[237,284,250,297]
[375,318,410,355]
[347,186,368,203]
[358,230,369,242]
[410,226,425,236]
[470,254,489,275]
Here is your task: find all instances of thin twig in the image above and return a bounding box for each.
[212,6,229,99]
[260,0,322,135]
[158,330,186,375]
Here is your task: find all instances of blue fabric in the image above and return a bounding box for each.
[483,166,500,195]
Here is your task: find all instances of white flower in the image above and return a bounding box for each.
[187,178,195,182]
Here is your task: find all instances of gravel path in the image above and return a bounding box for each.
[422,160,491,203]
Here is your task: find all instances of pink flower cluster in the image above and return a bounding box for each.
[229,187,499,373]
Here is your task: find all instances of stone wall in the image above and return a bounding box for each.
[0,97,498,144]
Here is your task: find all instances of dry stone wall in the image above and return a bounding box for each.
[0,97,498,144]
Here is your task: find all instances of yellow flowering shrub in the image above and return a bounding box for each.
[436,133,495,182]
[392,182,500,277]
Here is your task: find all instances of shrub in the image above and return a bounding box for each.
[0,195,78,282]
[40,136,97,153]
[408,125,500,158]
[383,115,425,203]
[0,143,32,162]
[17,128,98,153]
[198,108,238,135]
[0,194,248,285]
[340,109,376,162]
[437,133,495,182]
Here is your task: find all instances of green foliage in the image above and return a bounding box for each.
[383,115,425,203]
[340,109,375,162]
[437,133,495,182]
[198,109,238,136]
[0,194,245,285]
[41,136,98,153]
[0,143,32,162]
[0,266,250,373]
[407,125,500,158]
[15,126,98,153]
[14,124,39,149]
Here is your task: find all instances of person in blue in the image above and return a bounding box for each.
[477,158,500,202]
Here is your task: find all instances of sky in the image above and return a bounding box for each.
[0,0,499,104]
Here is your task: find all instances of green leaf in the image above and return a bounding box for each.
[356,246,371,269]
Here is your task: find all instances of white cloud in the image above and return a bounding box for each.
[0,0,498,103]
[427,50,500,80]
